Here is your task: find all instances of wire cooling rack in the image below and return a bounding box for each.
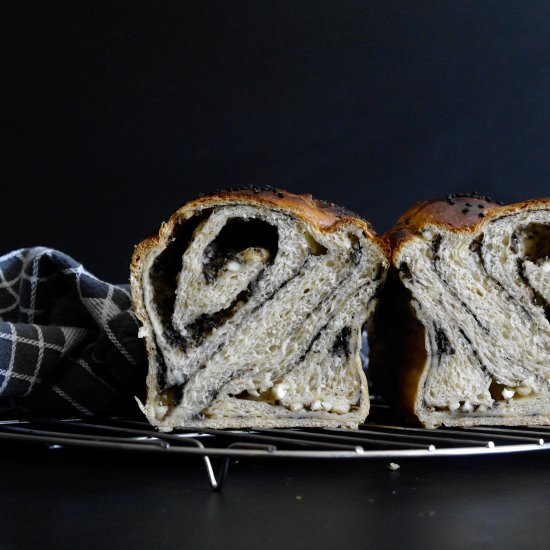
[0,400,548,490]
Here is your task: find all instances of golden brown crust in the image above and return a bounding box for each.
[387,195,550,264]
[131,186,389,275]
[183,185,381,234]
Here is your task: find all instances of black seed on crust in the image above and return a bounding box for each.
[447,191,500,204]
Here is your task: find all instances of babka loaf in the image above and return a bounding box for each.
[131,186,388,430]
[370,194,550,428]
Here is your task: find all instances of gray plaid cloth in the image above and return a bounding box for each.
[0,248,146,417]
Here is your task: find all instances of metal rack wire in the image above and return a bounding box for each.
[1,400,548,490]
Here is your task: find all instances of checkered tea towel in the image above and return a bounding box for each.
[0,247,146,417]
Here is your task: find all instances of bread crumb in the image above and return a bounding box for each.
[388,462,400,471]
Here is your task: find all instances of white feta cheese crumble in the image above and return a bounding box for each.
[502,388,515,400]
[272,382,288,400]
[423,230,433,241]
[331,402,350,415]
[156,404,168,418]
[516,386,532,396]
[173,372,186,384]
[226,260,241,272]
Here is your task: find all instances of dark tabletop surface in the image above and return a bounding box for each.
[1,442,548,549]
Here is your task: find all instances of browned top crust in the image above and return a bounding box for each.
[199,185,368,224]
[196,185,372,230]
[398,192,503,229]
[132,186,390,268]
[386,193,550,259]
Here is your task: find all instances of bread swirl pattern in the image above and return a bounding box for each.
[370,194,550,428]
[131,187,388,430]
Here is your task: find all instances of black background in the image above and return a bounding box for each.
[3,1,549,282]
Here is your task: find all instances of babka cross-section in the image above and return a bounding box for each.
[370,194,550,428]
[131,186,389,430]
